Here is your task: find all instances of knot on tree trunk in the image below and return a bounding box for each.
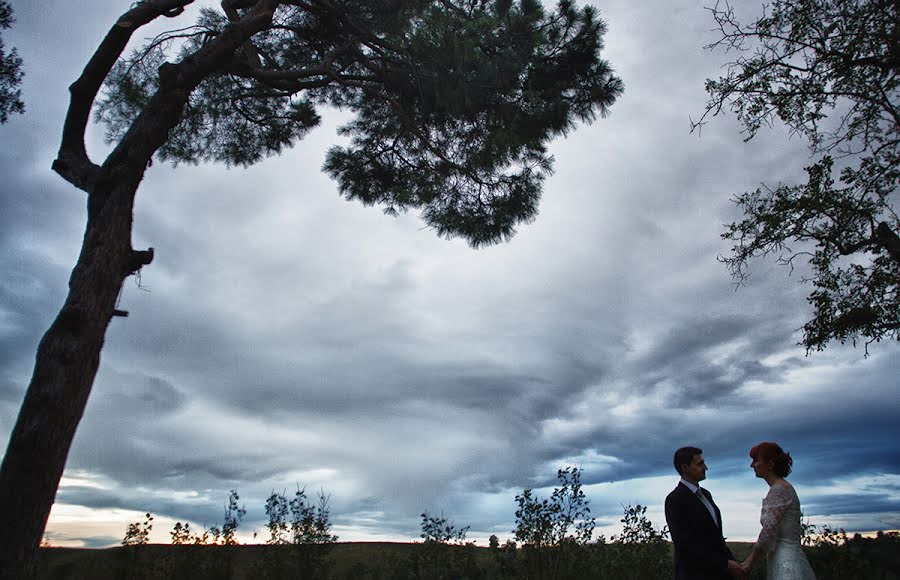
[126,247,155,275]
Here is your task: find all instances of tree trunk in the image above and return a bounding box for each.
[0,173,144,580]
[0,4,277,576]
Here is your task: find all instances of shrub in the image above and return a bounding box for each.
[605,504,671,580]
[804,524,868,579]
[169,489,245,546]
[122,513,153,546]
[265,486,337,546]
[221,489,246,545]
[513,466,596,580]
[420,511,470,544]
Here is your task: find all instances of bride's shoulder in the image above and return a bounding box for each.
[767,480,796,500]
[778,479,796,492]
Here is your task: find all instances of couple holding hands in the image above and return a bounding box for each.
[665,443,816,580]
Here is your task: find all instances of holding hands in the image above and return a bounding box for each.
[727,558,749,578]
[738,549,757,576]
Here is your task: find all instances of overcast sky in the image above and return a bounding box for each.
[1,0,898,548]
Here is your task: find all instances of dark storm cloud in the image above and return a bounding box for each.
[630,315,797,406]
[531,346,899,503]
[223,363,544,418]
[0,176,84,427]
[57,485,234,528]
[68,378,286,490]
[805,494,900,518]
[97,375,186,416]
[55,487,124,512]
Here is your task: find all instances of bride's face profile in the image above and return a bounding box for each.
[751,456,774,479]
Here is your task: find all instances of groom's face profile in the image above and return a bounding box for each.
[682,454,707,484]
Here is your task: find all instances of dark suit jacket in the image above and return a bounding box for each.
[665,482,736,580]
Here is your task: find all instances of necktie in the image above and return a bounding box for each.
[696,487,718,525]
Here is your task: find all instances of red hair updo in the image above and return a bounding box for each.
[749,441,793,477]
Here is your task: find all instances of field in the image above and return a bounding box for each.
[32,536,900,579]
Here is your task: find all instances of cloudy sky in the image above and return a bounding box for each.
[1,0,898,549]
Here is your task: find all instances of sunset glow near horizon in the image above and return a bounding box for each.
[2,0,898,550]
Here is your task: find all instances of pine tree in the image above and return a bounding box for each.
[0,2,622,577]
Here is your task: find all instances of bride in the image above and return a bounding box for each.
[740,442,816,579]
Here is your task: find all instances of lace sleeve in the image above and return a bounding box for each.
[756,485,793,552]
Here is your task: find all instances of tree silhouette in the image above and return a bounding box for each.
[514,466,595,579]
[696,0,899,353]
[0,0,25,123]
[0,1,622,577]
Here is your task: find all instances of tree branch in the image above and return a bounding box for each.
[86,0,279,217]
[222,0,263,69]
[876,221,900,265]
[52,0,197,192]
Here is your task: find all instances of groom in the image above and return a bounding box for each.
[665,446,743,579]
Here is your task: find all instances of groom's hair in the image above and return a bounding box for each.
[673,446,703,475]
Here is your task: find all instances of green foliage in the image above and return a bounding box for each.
[170,489,246,546]
[0,0,24,123]
[514,466,595,547]
[513,466,596,579]
[605,504,671,580]
[122,512,154,546]
[94,0,622,248]
[420,510,470,544]
[409,541,481,580]
[254,487,338,578]
[169,522,192,545]
[699,0,899,353]
[110,485,892,580]
[265,486,337,545]
[323,1,623,248]
[221,489,246,545]
[169,522,218,546]
[801,525,900,579]
[801,523,900,579]
[39,526,900,579]
[806,525,866,578]
[292,488,337,545]
[264,489,290,545]
[413,510,476,578]
[612,504,668,544]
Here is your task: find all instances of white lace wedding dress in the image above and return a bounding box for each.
[756,483,816,579]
